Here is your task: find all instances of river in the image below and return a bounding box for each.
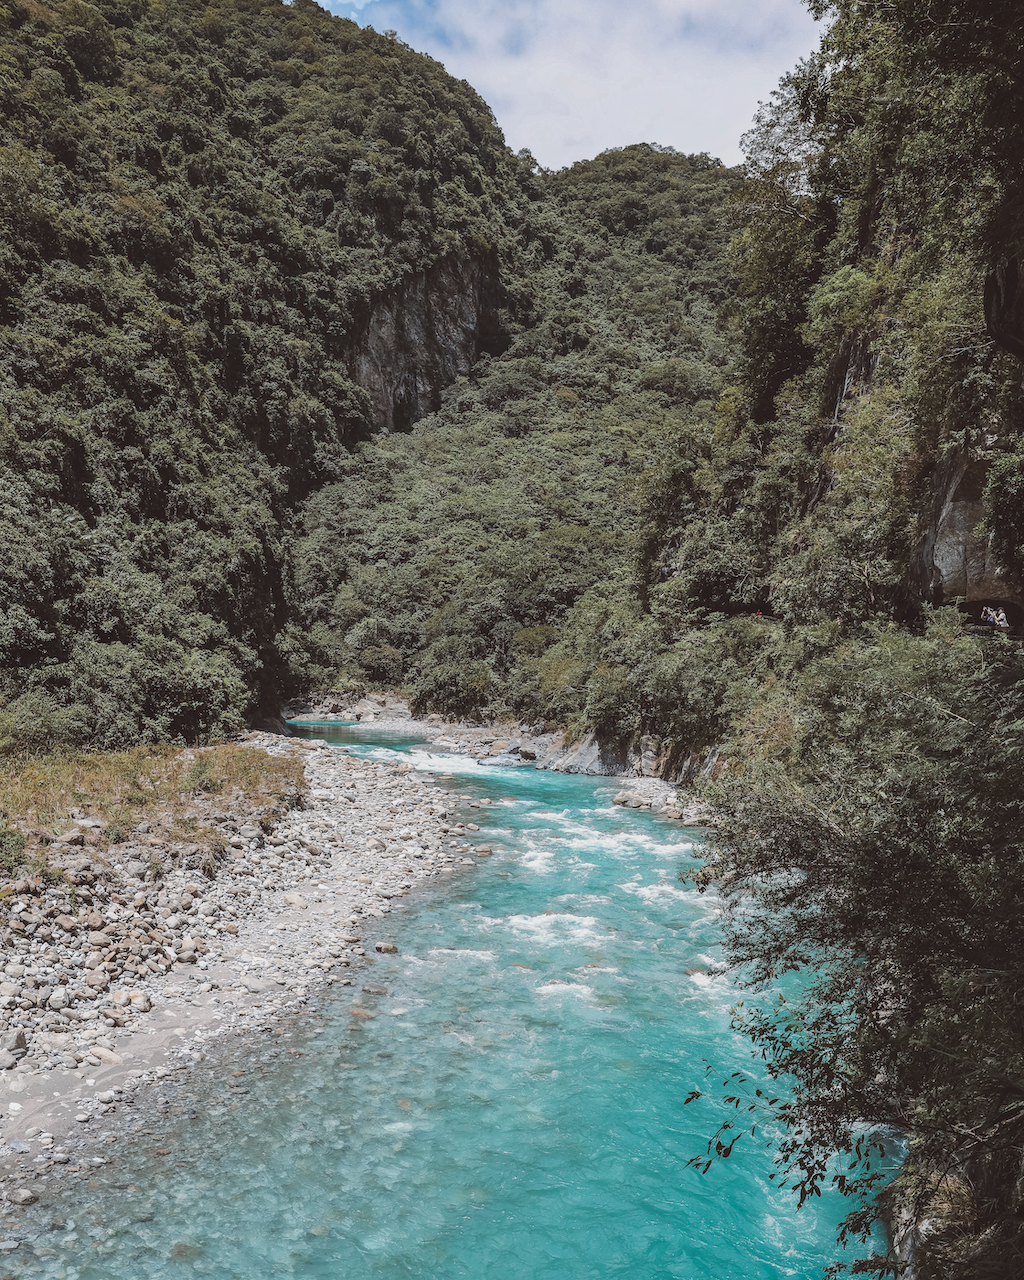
[20,722,874,1278]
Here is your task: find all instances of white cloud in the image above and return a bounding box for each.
[322,0,821,169]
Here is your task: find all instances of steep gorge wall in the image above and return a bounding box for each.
[535,729,720,786]
[909,449,1024,615]
[350,256,506,434]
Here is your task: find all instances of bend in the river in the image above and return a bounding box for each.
[21,723,876,1278]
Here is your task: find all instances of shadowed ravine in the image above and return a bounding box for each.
[15,725,876,1278]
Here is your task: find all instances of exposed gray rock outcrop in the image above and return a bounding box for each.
[534,729,720,786]
[909,448,1023,613]
[350,256,504,433]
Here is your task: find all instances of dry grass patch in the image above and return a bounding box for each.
[0,743,306,878]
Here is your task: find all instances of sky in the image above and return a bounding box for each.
[320,0,822,170]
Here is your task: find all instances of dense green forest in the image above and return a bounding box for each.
[4,0,1024,1273]
[285,143,741,725]
[0,0,525,745]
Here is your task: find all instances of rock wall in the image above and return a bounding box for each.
[350,256,505,433]
[535,729,721,786]
[909,448,1024,611]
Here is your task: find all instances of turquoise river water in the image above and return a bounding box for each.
[16,724,875,1278]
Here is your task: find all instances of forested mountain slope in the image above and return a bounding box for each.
[661,5,1024,1277]
[285,145,740,720]
[0,0,524,745]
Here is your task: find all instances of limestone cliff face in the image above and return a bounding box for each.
[350,256,504,433]
[536,729,721,785]
[909,449,1023,612]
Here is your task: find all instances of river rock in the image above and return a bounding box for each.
[612,792,644,808]
[91,1046,122,1065]
[47,987,70,1008]
[283,892,307,909]
[0,1051,16,1071]
[375,942,398,954]
[8,1188,36,1206]
[36,1032,69,1052]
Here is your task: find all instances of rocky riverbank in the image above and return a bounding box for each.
[0,733,494,1221]
[287,693,708,820]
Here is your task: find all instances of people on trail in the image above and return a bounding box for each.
[981,605,1011,629]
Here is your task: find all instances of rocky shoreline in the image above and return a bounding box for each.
[0,700,707,1235]
[0,732,495,1226]
[288,691,707,820]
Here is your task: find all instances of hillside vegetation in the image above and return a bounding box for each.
[670,5,1024,1276]
[0,0,524,745]
[285,144,741,722]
